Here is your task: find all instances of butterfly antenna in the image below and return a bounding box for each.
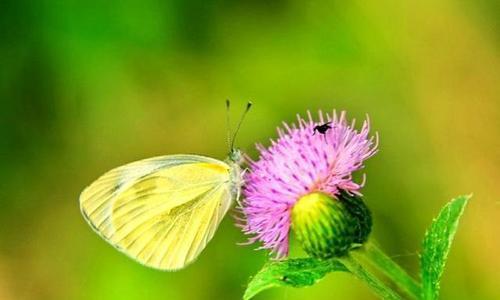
[226,99,232,151]
[230,101,252,150]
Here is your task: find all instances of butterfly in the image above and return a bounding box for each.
[79,101,251,271]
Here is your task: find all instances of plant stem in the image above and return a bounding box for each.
[354,242,421,299]
[340,254,402,300]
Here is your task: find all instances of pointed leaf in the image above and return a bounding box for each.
[420,194,471,300]
[244,258,347,300]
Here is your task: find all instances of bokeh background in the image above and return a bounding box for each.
[1,0,499,299]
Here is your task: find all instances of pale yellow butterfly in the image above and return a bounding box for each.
[79,101,251,271]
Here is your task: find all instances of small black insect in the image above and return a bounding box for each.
[313,122,332,135]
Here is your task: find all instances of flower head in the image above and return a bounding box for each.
[240,110,378,258]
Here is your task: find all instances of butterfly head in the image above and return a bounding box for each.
[228,148,244,165]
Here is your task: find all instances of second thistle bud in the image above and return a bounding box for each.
[291,191,372,259]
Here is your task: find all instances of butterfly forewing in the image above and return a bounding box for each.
[79,155,235,270]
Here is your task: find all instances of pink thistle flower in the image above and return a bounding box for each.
[240,110,378,258]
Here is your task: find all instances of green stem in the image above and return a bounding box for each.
[340,254,402,300]
[355,242,421,299]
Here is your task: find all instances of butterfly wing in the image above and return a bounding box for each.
[79,154,236,271]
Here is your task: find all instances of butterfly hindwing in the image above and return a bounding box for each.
[79,155,234,270]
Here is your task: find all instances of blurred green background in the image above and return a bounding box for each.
[1,0,499,299]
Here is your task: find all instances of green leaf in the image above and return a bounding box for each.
[243,257,347,300]
[420,194,471,300]
[340,254,402,300]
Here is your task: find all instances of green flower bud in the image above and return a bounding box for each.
[291,191,372,259]
[338,190,372,244]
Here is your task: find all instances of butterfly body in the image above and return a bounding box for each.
[80,152,243,271]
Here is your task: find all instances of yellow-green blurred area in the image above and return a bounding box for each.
[1,0,499,299]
